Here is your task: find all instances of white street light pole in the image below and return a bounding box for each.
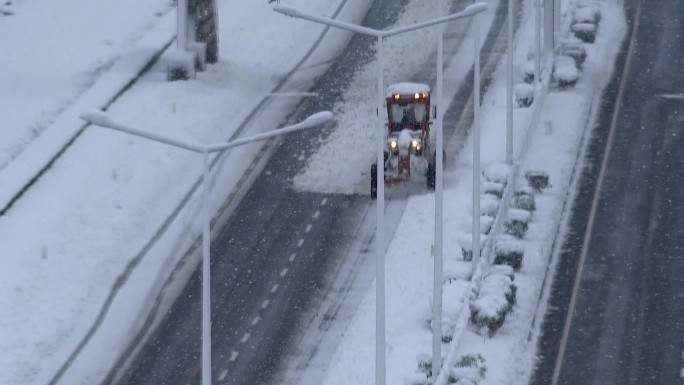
[274,4,487,383]
[535,0,541,84]
[200,149,211,385]
[434,0,445,376]
[375,34,386,385]
[177,0,188,51]
[80,109,333,385]
[506,0,514,164]
[472,10,482,272]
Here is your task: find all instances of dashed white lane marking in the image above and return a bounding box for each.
[271,284,279,293]
[289,253,296,262]
[305,224,312,233]
[297,238,304,247]
[229,350,239,361]
[321,197,328,206]
[240,333,250,343]
[219,369,228,381]
[313,210,320,219]
[280,268,288,277]
[251,316,261,326]
[680,367,684,379]
[261,299,270,309]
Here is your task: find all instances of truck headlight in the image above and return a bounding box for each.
[388,138,399,153]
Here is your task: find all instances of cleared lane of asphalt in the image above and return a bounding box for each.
[531,0,684,384]
[111,0,516,383]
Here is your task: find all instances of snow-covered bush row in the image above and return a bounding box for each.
[469,269,517,337]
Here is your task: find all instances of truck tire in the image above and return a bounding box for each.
[371,163,378,199]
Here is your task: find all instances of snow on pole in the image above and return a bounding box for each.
[201,151,212,385]
[472,11,481,272]
[506,0,513,163]
[535,0,541,84]
[376,34,386,385]
[433,0,445,376]
[178,0,188,51]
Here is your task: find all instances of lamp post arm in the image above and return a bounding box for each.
[385,3,487,37]
[81,111,206,153]
[274,6,382,37]
[206,111,332,153]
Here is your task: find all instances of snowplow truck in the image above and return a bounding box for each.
[370,82,436,199]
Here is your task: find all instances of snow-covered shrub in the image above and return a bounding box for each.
[471,303,505,332]
[525,170,550,192]
[572,22,596,43]
[447,354,487,384]
[166,50,197,81]
[479,194,500,217]
[441,317,456,343]
[523,59,535,83]
[574,1,601,24]
[470,272,517,336]
[489,263,515,279]
[482,162,512,184]
[572,6,600,26]
[480,271,517,308]
[512,187,536,211]
[482,181,504,198]
[560,39,587,68]
[553,56,579,89]
[505,209,531,239]
[410,354,433,383]
[405,373,431,385]
[512,193,536,212]
[515,83,534,107]
[459,233,487,261]
[479,215,494,234]
[417,354,432,376]
[495,237,525,270]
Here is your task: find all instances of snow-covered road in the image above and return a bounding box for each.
[0,0,628,383]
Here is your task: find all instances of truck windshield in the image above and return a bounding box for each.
[389,102,427,131]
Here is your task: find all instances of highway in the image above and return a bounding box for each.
[105,0,514,383]
[531,0,684,384]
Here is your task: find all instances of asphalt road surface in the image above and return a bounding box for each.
[531,0,684,384]
[107,0,513,383]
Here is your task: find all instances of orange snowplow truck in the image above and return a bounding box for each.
[370,82,436,199]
